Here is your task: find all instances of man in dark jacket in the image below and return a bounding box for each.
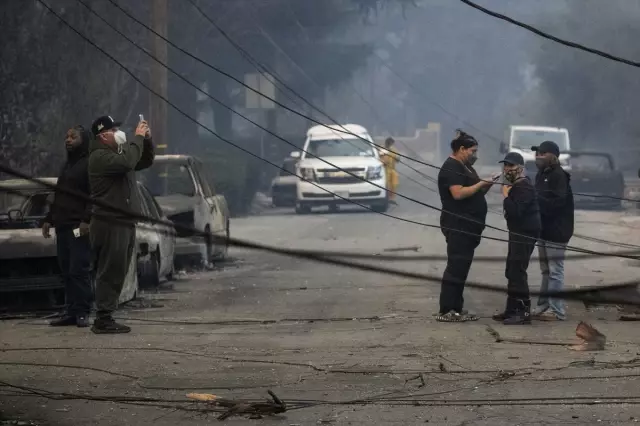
[531,140,574,321]
[89,116,154,334]
[492,152,541,325]
[42,125,93,327]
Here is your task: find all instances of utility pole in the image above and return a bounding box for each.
[151,0,169,154]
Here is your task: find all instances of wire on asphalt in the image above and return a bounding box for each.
[68,0,640,256]
[459,0,640,69]
[2,164,640,306]
[104,0,638,204]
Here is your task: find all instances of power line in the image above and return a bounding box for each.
[3,181,638,265]
[31,0,640,260]
[211,6,638,252]
[2,163,640,305]
[459,0,640,69]
[187,0,445,197]
[106,0,639,206]
[158,1,640,253]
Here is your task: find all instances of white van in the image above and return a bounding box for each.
[292,124,388,214]
[500,125,571,177]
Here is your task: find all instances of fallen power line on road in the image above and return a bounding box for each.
[2,164,640,308]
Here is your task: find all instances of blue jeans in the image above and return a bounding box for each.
[534,241,567,319]
[56,227,93,316]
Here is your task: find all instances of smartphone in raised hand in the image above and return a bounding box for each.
[139,114,144,122]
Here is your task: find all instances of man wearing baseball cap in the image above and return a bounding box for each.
[530,140,574,321]
[492,152,540,325]
[88,115,155,334]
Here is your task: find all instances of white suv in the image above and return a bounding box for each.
[293,124,388,214]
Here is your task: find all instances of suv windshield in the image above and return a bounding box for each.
[511,130,569,151]
[570,155,612,172]
[138,163,196,197]
[306,138,374,158]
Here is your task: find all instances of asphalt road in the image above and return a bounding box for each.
[2,164,640,425]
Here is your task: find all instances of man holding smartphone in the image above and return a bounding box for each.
[42,125,93,328]
[88,115,154,334]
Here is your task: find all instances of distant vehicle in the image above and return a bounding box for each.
[135,181,176,288]
[0,178,64,307]
[292,124,388,214]
[270,157,299,207]
[138,155,230,268]
[500,125,571,178]
[567,151,624,210]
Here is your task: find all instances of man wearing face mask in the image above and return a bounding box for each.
[88,115,155,334]
[492,152,541,325]
[531,140,574,321]
[436,131,499,322]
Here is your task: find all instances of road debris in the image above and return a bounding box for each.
[187,390,286,421]
[382,245,421,253]
[486,321,606,351]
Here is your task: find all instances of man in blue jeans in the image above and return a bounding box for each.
[42,125,93,327]
[531,141,574,321]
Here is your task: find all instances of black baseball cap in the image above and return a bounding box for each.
[531,140,560,157]
[499,152,524,166]
[91,115,121,136]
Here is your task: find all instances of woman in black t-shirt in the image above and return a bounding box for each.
[435,131,499,322]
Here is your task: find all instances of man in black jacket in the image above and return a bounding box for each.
[42,125,93,327]
[531,141,574,321]
[493,152,541,325]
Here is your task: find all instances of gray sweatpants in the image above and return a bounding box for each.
[90,218,135,317]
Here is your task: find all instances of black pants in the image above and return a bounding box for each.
[504,231,538,313]
[56,227,92,316]
[440,226,483,314]
[90,218,136,318]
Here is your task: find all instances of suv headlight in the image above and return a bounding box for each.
[366,165,383,180]
[299,167,316,182]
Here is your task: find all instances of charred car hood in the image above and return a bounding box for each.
[154,194,196,216]
[0,228,57,259]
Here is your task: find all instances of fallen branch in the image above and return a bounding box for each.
[382,245,421,253]
[486,322,606,351]
[187,390,286,421]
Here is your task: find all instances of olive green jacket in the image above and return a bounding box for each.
[88,134,155,224]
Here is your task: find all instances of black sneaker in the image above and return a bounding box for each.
[503,313,532,325]
[91,317,131,334]
[76,315,90,328]
[50,315,77,327]
[492,312,507,322]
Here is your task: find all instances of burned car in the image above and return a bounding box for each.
[0,178,64,307]
[568,151,625,210]
[138,155,230,268]
[0,178,141,309]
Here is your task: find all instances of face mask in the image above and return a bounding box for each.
[535,157,548,170]
[504,169,520,183]
[466,151,478,166]
[114,130,127,146]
